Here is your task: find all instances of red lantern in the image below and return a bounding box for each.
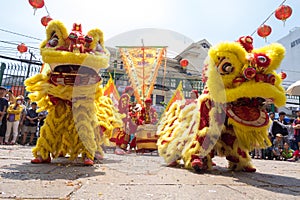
[257,25,272,40]
[275,5,292,24]
[180,59,189,69]
[280,71,287,80]
[28,0,44,15]
[41,16,53,27]
[17,43,28,53]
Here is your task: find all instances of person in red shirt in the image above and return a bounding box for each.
[114,86,134,155]
[190,90,199,99]
[118,86,134,116]
[292,108,300,151]
[139,98,157,125]
[287,147,300,162]
[127,103,143,151]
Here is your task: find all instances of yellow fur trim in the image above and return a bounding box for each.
[40,20,110,72]
[157,38,286,171]
[228,118,272,149]
[26,72,123,160]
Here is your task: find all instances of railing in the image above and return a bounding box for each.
[0,62,41,97]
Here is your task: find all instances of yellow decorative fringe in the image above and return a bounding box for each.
[25,73,123,160]
[156,39,286,171]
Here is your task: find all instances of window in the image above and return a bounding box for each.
[201,43,210,49]
[164,79,170,87]
[155,95,164,105]
[182,79,186,89]
[170,79,176,88]
[113,60,117,68]
[156,77,163,85]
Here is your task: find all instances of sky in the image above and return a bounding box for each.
[0,0,299,60]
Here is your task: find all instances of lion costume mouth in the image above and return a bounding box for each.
[49,65,101,86]
[225,97,269,127]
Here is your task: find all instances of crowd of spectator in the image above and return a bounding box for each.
[251,109,300,162]
[0,87,47,146]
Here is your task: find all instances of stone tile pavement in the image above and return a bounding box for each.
[0,145,299,200]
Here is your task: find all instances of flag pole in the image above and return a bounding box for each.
[141,39,145,106]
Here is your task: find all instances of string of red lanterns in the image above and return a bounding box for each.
[251,0,292,78]
[23,0,53,54]
[28,0,53,27]
[251,0,293,40]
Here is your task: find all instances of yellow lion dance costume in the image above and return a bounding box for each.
[157,36,286,172]
[25,20,123,165]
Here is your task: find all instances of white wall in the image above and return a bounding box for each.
[277,27,300,88]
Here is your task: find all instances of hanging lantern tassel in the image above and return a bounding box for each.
[28,0,45,15]
[257,25,272,42]
[275,5,292,26]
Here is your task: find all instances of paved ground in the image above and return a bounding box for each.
[0,145,299,200]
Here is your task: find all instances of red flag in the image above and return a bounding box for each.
[103,74,120,107]
[164,81,184,112]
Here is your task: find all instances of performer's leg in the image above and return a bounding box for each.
[31,104,65,163]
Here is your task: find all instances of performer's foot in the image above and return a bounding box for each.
[287,158,296,162]
[167,161,178,167]
[58,152,65,157]
[191,157,208,173]
[84,158,94,166]
[31,156,51,164]
[212,161,216,166]
[191,159,203,172]
[114,148,127,155]
[243,166,256,172]
[94,152,104,160]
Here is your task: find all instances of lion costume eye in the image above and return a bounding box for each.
[95,42,104,52]
[217,57,234,75]
[257,55,267,63]
[254,53,270,67]
[48,36,58,47]
[85,35,93,43]
[68,33,78,40]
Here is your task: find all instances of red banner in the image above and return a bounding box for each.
[119,46,166,105]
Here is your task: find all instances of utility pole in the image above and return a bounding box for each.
[25,50,36,79]
[0,63,6,86]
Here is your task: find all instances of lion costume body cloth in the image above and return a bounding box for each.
[25,20,123,163]
[157,36,286,172]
